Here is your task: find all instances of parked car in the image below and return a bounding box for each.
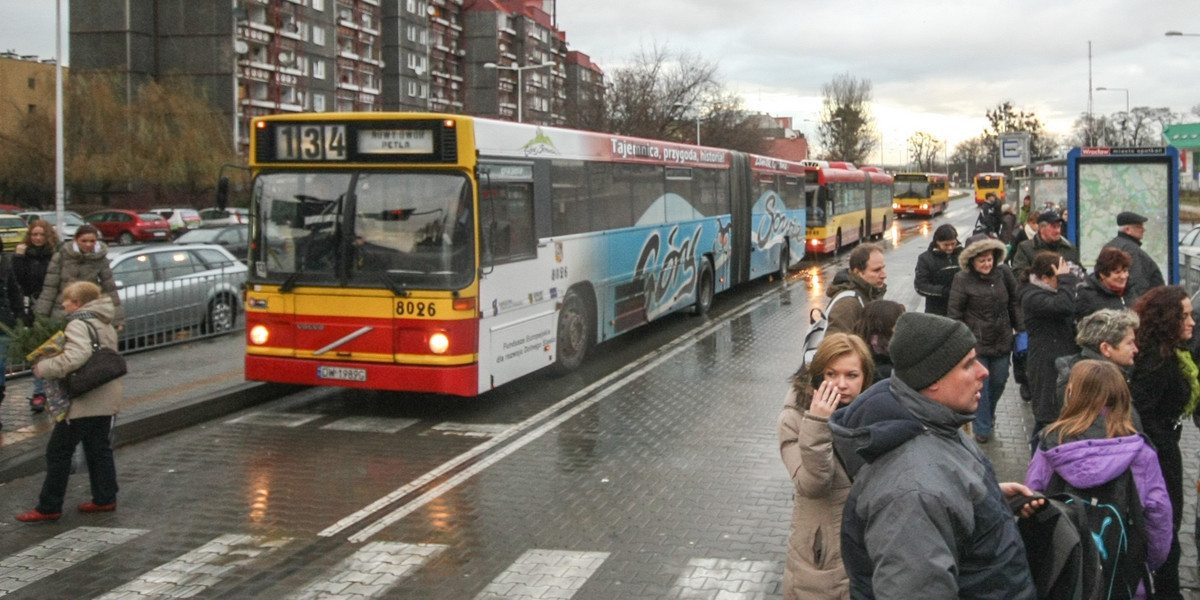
[108,243,246,347]
[0,215,28,252]
[86,209,171,245]
[198,207,249,227]
[174,224,249,262]
[19,210,86,240]
[0,204,24,215]
[149,208,202,238]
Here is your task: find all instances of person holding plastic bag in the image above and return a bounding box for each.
[15,281,123,522]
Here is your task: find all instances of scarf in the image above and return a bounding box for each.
[1177,349,1200,418]
[1028,274,1056,292]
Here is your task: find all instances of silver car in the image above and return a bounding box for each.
[109,243,247,347]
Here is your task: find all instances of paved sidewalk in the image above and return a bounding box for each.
[0,333,298,483]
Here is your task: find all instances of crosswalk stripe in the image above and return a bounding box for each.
[473,549,610,600]
[320,416,419,433]
[93,533,293,600]
[0,527,148,597]
[225,412,322,427]
[285,542,447,600]
[672,558,781,599]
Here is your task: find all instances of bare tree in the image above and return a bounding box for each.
[0,108,54,206]
[1068,107,1178,147]
[982,101,1056,162]
[949,136,990,183]
[817,73,876,164]
[907,132,945,172]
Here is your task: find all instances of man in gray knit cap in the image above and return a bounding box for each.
[830,312,1039,599]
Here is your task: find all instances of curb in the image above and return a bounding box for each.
[0,381,304,484]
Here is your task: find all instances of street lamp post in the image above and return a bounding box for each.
[482,60,555,123]
[1095,86,1129,114]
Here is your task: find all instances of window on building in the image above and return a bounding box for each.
[27,104,36,114]
[408,81,418,97]
[406,0,417,13]
[313,26,325,46]
[313,93,326,111]
[420,84,428,99]
[313,60,326,79]
[27,77,35,90]
[406,25,417,42]
[312,0,323,10]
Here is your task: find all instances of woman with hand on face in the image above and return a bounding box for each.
[778,333,874,600]
[1021,251,1079,449]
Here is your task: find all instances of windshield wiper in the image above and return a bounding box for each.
[375,270,409,297]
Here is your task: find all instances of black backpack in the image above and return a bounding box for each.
[1015,469,1151,600]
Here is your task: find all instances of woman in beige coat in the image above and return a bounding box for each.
[16,281,123,522]
[777,333,874,599]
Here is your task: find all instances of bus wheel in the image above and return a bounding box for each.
[553,288,593,373]
[777,242,790,282]
[692,258,715,316]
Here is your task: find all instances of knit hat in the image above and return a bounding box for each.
[889,312,977,391]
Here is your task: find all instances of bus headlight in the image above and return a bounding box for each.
[892,202,899,209]
[429,332,450,354]
[249,325,270,345]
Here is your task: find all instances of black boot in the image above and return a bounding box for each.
[30,392,45,413]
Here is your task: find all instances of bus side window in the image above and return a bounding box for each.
[481,179,535,264]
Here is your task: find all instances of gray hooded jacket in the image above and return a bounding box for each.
[829,377,1034,600]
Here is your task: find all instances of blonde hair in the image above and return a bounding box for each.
[790,333,874,409]
[62,281,101,306]
[1043,360,1137,443]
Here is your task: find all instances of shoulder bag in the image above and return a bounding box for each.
[62,320,127,397]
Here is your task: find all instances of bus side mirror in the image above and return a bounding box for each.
[216,177,230,211]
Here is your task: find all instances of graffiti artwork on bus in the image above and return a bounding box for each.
[754,192,805,251]
[635,224,703,321]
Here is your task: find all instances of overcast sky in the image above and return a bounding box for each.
[3,1,1196,160]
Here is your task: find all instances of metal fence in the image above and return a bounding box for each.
[6,270,245,376]
[1185,253,1200,301]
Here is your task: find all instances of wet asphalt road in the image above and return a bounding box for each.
[0,198,1114,600]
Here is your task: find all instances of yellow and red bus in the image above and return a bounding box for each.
[973,172,1006,204]
[803,161,892,255]
[892,172,950,217]
[232,113,807,396]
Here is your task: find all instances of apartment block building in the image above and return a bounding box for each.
[0,53,61,142]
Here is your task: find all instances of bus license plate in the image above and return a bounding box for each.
[317,366,367,382]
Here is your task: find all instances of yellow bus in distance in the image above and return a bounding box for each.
[974,172,1005,205]
[892,172,949,217]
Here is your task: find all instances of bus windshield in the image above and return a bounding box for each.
[250,171,475,290]
[893,180,931,199]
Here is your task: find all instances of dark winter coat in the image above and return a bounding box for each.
[1105,232,1165,303]
[0,255,26,330]
[998,205,1018,244]
[825,269,885,336]
[1074,272,1131,321]
[913,240,962,316]
[12,241,54,300]
[975,199,1003,236]
[1021,274,1080,423]
[34,241,124,327]
[1026,426,1172,576]
[829,378,1036,600]
[1012,233,1080,275]
[948,239,1023,358]
[1130,349,1194,444]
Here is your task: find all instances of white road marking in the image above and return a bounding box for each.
[94,534,292,599]
[430,422,511,437]
[341,296,770,544]
[320,416,419,433]
[473,549,610,600]
[672,558,781,600]
[285,542,446,600]
[0,527,148,597]
[226,412,322,428]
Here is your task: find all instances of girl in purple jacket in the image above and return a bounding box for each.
[1025,359,1173,591]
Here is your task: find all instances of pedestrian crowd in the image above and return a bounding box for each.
[778,203,1194,599]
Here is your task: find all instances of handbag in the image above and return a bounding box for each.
[61,320,127,397]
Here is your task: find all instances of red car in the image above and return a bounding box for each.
[85,209,172,245]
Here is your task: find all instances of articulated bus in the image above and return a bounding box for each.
[892,172,950,217]
[802,161,893,255]
[973,172,1006,204]
[238,113,806,396]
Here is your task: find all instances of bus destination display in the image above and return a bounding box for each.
[357,128,434,155]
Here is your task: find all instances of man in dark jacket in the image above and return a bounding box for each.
[826,243,886,335]
[974,192,1002,236]
[830,313,1038,599]
[1011,209,1080,274]
[913,224,961,315]
[1103,211,1164,303]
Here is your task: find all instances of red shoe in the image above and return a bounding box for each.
[29,394,46,413]
[15,509,62,522]
[77,501,116,513]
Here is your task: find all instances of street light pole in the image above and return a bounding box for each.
[483,60,556,123]
[1095,86,1129,114]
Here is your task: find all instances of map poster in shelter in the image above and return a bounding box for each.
[1067,147,1180,283]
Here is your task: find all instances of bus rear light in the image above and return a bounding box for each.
[452,298,476,311]
[443,119,455,128]
[429,332,450,354]
[256,121,266,129]
[250,325,270,345]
